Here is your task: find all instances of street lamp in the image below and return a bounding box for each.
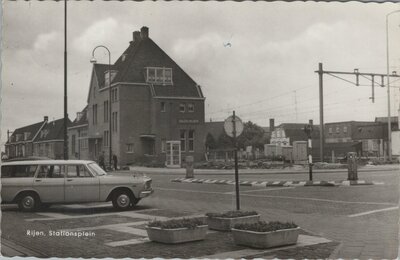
[386,10,400,162]
[91,45,112,169]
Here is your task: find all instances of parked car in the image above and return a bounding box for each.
[1,160,153,211]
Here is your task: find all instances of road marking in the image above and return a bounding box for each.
[157,187,397,206]
[223,187,294,194]
[106,237,150,247]
[348,206,399,217]
[27,208,161,221]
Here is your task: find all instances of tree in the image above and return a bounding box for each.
[237,121,266,150]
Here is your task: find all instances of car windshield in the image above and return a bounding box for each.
[87,163,107,176]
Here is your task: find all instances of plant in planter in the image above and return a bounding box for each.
[232,221,300,249]
[206,210,260,231]
[146,217,208,244]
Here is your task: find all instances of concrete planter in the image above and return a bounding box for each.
[207,215,261,231]
[232,227,300,249]
[146,225,208,244]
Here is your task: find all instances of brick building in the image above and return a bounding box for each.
[84,27,206,167]
[68,106,89,160]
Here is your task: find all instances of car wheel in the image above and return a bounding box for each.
[18,193,40,212]
[112,191,132,210]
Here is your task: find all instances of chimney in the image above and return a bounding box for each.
[269,118,275,132]
[132,31,141,42]
[44,116,48,122]
[140,26,149,39]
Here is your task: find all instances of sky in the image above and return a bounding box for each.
[2,1,400,149]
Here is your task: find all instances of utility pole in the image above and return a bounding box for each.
[315,63,400,162]
[63,0,69,160]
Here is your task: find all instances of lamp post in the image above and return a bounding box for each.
[386,10,400,162]
[91,45,112,169]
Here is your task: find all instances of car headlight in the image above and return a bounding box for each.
[144,180,152,190]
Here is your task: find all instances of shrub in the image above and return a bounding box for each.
[206,210,259,219]
[234,221,298,232]
[148,218,206,229]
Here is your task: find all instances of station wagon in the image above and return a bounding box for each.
[1,160,153,211]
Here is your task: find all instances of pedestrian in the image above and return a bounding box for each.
[112,154,118,170]
[99,151,106,171]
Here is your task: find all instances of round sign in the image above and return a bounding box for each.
[224,115,244,138]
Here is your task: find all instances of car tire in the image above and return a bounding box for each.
[112,191,132,211]
[18,193,40,212]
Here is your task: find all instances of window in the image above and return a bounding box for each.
[161,139,166,153]
[112,88,118,102]
[336,127,340,133]
[92,104,98,124]
[180,130,186,151]
[112,112,118,132]
[145,67,173,85]
[188,130,195,152]
[71,135,76,154]
[104,131,109,147]
[187,103,194,113]
[37,165,64,178]
[127,143,134,153]
[104,101,109,123]
[1,165,37,178]
[179,103,185,113]
[328,127,332,134]
[161,102,166,112]
[79,130,88,149]
[66,165,92,178]
[343,126,348,133]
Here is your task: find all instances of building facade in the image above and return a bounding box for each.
[84,27,206,167]
[68,107,89,160]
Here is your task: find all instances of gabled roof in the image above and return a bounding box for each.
[93,63,116,89]
[7,120,46,144]
[69,106,88,128]
[110,28,203,98]
[35,118,72,142]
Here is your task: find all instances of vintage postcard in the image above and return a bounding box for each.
[1,0,399,258]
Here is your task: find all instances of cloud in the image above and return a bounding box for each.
[33,31,60,51]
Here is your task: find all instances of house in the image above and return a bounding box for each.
[5,116,71,160]
[68,106,89,160]
[325,121,387,157]
[5,116,48,159]
[84,27,206,167]
[270,121,319,146]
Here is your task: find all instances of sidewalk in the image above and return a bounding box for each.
[128,164,399,175]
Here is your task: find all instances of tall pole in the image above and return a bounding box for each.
[91,45,112,168]
[318,63,324,162]
[233,111,240,210]
[63,0,68,160]
[386,10,400,162]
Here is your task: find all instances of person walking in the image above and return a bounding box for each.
[99,151,106,171]
[112,154,118,171]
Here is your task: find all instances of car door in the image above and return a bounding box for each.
[64,164,100,203]
[33,164,65,203]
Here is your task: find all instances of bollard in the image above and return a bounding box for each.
[185,156,194,178]
[347,152,358,181]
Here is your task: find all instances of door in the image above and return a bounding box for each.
[166,141,181,168]
[64,165,100,203]
[33,165,65,203]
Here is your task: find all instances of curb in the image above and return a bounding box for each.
[171,178,381,187]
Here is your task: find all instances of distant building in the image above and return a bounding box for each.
[82,27,206,167]
[375,116,399,131]
[5,116,71,159]
[270,122,319,146]
[68,106,89,160]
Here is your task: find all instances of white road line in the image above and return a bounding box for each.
[27,208,161,221]
[106,237,150,247]
[224,187,294,194]
[157,187,397,206]
[348,206,399,217]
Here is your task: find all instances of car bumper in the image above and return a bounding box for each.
[139,189,154,198]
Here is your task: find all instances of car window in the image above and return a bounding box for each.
[1,165,37,178]
[87,163,107,176]
[37,165,64,178]
[66,165,93,178]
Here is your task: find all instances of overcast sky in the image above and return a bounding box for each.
[2,1,400,148]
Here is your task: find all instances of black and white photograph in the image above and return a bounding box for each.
[1,0,400,258]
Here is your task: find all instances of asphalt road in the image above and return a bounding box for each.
[1,167,399,258]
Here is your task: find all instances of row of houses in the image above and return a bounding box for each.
[5,26,400,165]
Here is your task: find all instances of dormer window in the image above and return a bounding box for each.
[146,67,173,85]
[24,132,31,140]
[104,70,117,88]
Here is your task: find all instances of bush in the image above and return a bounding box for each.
[148,218,206,229]
[206,210,259,219]
[234,221,298,232]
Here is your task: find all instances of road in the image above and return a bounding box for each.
[1,167,399,258]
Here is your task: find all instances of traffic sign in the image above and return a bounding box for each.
[224,115,244,138]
